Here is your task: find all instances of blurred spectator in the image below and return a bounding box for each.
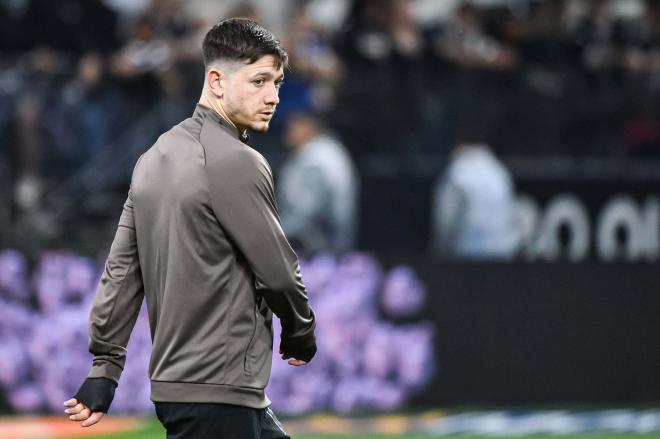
[13,47,64,212]
[304,0,351,34]
[334,0,427,157]
[102,0,152,19]
[228,2,262,21]
[430,106,518,260]
[109,15,172,107]
[433,2,517,71]
[109,1,202,110]
[278,112,359,255]
[278,0,342,119]
[21,0,120,55]
[45,52,127,173]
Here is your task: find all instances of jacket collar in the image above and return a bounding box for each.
[194,103,250,144]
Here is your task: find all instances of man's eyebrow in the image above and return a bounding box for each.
[250,71,285,80]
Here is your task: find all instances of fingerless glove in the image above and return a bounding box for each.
[73,377,117,413]
[280,336,317,363]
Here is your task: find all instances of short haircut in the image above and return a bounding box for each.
[202,18,288,70]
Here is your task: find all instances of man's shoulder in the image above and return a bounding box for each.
[201,128,267,171]
[203,140,273,191]
[206,142,269,177]
[143,116,204,155]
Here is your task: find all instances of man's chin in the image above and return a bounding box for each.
[250,121,270,133]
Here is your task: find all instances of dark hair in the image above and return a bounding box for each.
[202,18,288,69]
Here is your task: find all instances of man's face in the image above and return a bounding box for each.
[221,55,284,133]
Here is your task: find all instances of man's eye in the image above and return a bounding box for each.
[253,79,265,86]
[275,81,284,89]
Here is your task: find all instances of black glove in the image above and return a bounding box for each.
[73,377,117,413]
[280,336,317,363]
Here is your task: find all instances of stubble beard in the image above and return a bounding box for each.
[250,120,270,133]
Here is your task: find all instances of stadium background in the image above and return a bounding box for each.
[1,0,659,437]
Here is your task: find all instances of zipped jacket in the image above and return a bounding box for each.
[85,104,316,408]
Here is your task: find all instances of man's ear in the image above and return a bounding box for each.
[207,68,225,98]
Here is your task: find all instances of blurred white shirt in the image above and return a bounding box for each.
[431,143,518,259]
[278,133,358,255]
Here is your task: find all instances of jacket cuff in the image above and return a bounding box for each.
[88,360,123,384]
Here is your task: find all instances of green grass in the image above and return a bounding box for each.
[93,420,162,439]
[90,420,660,439]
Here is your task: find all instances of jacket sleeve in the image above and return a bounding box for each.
[87,186,144,384]
[204,147,316,350]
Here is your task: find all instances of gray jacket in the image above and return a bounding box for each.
[85,104,316,408]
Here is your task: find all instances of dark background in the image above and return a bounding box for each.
[414,262,660,406]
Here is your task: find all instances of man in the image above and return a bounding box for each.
[430,105,518,260]
[63,18,317,439]
[278,112,358,255]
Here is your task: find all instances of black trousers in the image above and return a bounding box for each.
[154,402,290,439]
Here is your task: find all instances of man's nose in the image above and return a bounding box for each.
[265,84,280,105]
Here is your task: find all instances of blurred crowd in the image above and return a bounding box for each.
[3,0,660,257]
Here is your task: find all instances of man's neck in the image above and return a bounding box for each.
[198,95,246,137]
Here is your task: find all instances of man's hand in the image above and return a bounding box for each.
[279,335,317,364]
[280,349,307,366]
[66,376,116,427]
[63,398,105,427]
